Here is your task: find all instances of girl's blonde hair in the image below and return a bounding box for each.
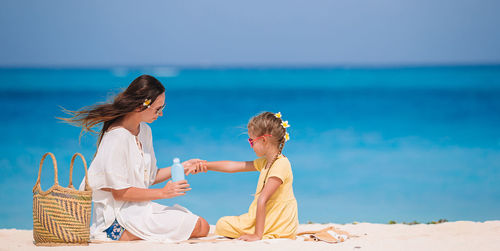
[247,111,287,169]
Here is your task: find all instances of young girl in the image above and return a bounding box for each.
[191,111,298,241]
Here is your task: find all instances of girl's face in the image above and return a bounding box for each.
[140,92,166,123]
[248,131,269,157]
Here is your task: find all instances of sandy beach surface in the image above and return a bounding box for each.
[1,221,499,251]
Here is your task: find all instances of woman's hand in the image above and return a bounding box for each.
[183,159,207,175]
[161,180,191,199]
[238,233,262,241]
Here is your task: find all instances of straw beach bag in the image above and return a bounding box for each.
[32,152,92,246]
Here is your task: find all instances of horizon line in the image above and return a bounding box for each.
[1,62,500,70]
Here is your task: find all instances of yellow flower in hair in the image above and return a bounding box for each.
[281,120,290,128]
[274,112,282,119]
[284,132,290,142]
[143,99,152,107]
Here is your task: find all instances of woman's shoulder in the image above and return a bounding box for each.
[101,127,134,146]
[93,129,135,163]
[105,127,132,137]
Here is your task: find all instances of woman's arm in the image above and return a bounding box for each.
[238,177,283,241]
[153,167,172,185]
[102,180,191,202]
[205,161,256,173]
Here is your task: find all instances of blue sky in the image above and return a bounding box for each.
[1,0,500,67]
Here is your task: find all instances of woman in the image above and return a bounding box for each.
[61,75,209,242]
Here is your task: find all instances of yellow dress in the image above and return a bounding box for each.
[215,155,299,239]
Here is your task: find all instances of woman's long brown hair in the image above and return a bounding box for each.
[59,74,165,147]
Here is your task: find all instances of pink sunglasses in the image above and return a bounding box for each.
[248,134,272,147]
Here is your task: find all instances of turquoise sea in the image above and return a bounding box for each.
[1,66,499,229]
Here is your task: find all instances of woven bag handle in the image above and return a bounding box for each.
[35,152,58,187]
[69,153,90,191]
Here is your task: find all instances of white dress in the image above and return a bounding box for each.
[79,122,199,242]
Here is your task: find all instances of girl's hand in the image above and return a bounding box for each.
[238,234,262,241]
[183,159,207,175]
[161,180,191,199]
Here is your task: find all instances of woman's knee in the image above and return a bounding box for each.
[190,217,209,238]
[198,217,209,237]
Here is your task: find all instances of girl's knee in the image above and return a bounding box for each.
[215,217,228,232]
[215,216,237,237]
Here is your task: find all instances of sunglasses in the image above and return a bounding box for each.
[154,104,166,115]
[248,134,272,147]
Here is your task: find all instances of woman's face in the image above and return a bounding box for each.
[140,92,165,123]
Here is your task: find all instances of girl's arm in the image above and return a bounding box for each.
[205,161,256,173]
[239,177,283,241]
[102,180,191,202]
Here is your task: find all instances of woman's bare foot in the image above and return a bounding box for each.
[119,230,142,241]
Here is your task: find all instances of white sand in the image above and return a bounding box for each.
[1,221,499,251]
